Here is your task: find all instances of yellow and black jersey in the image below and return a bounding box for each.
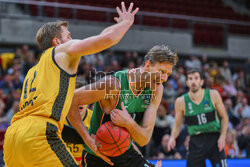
[12,47,76,131]
[64,108,93,164]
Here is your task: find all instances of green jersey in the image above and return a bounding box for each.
[85,69,153,155]
[184,89,221,135]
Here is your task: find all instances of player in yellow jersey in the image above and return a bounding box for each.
[3,2,139,166]
[64,105,93,166]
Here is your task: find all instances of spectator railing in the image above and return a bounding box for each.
[0,0,250,47]
[0,0,250,26]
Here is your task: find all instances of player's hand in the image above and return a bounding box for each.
[167,136,176,151]
[218,135,226,152]
[155,160,162,167]
[85,134,114,166]
[111,102,132,128]
[114,2,139,25]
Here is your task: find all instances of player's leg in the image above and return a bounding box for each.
[111,146,155,167]
[186,135,207,167]
[208,146,227,167]
[207,133,227,167]
[186,153,206,167]
[4,118,78,167]
[82,150,113,167]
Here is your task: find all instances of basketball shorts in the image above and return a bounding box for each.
[3,116,78,167]
[82,146,155,167]
[187,132,227,167]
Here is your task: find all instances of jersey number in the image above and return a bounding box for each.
[24,71,37,99]
[66,143,79,153]
[197,113,207,125]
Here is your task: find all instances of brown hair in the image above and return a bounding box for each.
[36,21,69,51]
[187,68,204,80]
[143,45,178,66]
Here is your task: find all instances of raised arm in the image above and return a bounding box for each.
[168,96,185,151]
[55,2,138,62]
[211,89,229,152]
[111,85,163,147]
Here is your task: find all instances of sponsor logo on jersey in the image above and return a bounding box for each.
[204,100,211,110]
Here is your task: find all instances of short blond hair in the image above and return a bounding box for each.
[143,45,178,65]
[36,21,69,51]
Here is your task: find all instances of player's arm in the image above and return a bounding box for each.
[111,85,163,147]
[56,2,138,57]
[68,76,120,140]
[67,76,119,166]
[211,89,229,152]
[168,96,184,151]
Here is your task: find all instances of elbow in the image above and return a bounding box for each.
[137,137,150,147]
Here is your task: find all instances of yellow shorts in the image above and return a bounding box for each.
[3,116,78,167]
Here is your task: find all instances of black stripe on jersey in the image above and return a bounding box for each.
[46,122,78,167]
[184,110,216,126]
[50,70,69,121]
[82,109,88,122]
[52,47,76,77]
[66,117,72,126]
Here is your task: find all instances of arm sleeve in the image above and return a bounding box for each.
[62,125,85,144]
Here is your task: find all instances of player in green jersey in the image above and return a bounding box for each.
[168,68,229,167]
[67,45,178,167]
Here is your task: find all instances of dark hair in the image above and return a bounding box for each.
[36,20,69,51]
[187,68,203,79]
[143,45,178,66]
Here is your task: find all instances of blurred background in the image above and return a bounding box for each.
[0,0,249,166]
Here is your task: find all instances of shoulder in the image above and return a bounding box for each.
[210,89,221,99]
[175,96,184,105]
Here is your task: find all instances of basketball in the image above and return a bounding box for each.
[95,121,131,157]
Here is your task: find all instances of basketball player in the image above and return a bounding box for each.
[63,81,93,166]
[64,104,93,166]
[168,69,229,167]
[3,2,139,166]
[67,45,178,167]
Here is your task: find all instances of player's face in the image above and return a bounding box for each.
[186,72,204,93]
[58,26,72,44]
[145,61,173,90]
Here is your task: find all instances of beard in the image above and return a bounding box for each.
[190,84,199,93]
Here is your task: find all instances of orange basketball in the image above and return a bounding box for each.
[95,121,131,157]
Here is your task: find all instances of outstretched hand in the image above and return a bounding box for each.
[114,2,139,25]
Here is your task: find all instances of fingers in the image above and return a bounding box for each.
[116,6,122,16]
[121,1,126,13]
[121,102,125,110]
[132,7,139,16]
[219,143,223,152]
[114,17,119,23]
[127,3,134,13]
[168,141,175,151]
[96,151,114,166]
[218,141,223,152]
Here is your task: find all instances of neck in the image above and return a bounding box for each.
[128,67,146,94]
[189,88,204,102]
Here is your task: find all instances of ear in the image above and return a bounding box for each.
[52,37,61,46]
[201,79,204,87]
[144,60,151,72]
